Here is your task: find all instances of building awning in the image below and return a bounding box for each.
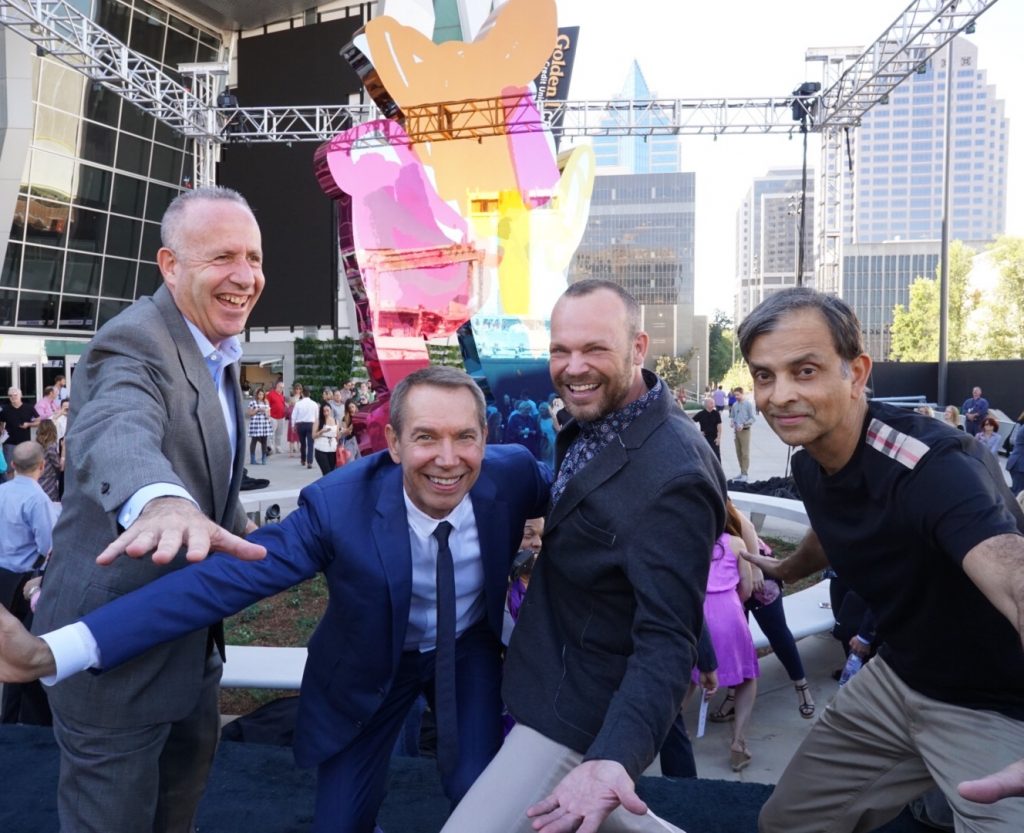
[0,335,48,363]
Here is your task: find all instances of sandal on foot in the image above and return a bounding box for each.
[709,691,736,723]
[795,683,815,719]
[730,746,752,772]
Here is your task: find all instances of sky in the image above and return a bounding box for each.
[554,0,1024,318]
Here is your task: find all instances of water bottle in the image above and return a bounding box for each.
[838,653,863,687]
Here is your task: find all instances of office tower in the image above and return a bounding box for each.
[734,168,815,325]
[839,36,1007,357]
[593,60,681,174]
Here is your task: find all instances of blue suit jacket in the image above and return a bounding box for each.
[83,443,550,767]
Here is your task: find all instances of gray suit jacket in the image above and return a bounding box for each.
[33,285,247,727]
[503,371,727,779]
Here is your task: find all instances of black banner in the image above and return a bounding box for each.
[534,26,580,148]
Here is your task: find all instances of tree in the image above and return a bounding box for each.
[720,359,753,396]
[979,236,1024,359]
[889,240,979,361]
[655,349,695,394]
[708,310,735,383]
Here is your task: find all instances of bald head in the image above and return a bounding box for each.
[12,441,44,476]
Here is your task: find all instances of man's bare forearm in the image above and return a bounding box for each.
[777,530,830,583]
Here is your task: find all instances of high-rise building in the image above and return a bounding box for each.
[838,36,1007,357]
[842,37,1007,246]
[734,168,815,325]
[570,172,702,384]
[592,61,681,174]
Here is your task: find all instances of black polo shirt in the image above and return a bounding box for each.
[691,408,721,443]
[793,400,1024,719]
[0,402,38,445]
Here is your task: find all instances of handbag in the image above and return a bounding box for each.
[335,444,351,467]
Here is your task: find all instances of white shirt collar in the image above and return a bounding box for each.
[402,489,474,538]
[182,316,243,374]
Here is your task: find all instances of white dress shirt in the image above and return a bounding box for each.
[402,491,486,652]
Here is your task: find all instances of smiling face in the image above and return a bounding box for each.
[746,308,871,474]
[385,384,485,519]
[549,289,648,422]
[158,199,264,345]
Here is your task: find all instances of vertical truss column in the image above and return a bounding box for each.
[179,61,228,188]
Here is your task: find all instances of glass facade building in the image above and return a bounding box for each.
[843,36,1007,245]
[0,0,223,338]
[592,61,681,175]
[734,168,815,325]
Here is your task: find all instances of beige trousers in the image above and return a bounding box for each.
[761,655,1024,833]
[733,426,751,475]
[441,724,685,833]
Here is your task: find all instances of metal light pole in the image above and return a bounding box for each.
[937,40,954,407]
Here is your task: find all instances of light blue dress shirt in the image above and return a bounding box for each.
[0,475,54,572]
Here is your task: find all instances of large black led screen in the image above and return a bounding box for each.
[220,16,364,329]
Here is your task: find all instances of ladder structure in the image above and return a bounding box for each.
[0,0,1002,293]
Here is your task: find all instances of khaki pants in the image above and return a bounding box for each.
[442,724,684,833]
[733,427,751,475]
[761,655,1024,833]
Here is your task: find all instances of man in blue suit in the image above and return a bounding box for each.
[0,366,550,833]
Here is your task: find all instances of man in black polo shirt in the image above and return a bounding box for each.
[1,388,41,479]
[738,287,1024,833]
[691,396,723,461]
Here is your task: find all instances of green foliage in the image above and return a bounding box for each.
[293,337,358,391]
[719,359,753,395]
[655,349,695,392]
[890,240,979,361]
[980,236,1024,359]
[708,310,735,383]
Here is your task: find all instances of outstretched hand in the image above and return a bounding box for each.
[96,497,266,566]
[738,547,784,581]
[958,759,1024,804]
[526,760,647,833]
[0,605,56,682]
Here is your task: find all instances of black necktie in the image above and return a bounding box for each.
[432,521,458,776]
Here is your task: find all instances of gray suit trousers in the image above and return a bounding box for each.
[52,653,222,833]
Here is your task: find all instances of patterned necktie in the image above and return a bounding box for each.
[432,521,458,776]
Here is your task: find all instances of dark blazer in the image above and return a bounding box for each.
[81,444,550,768]
[503,372,727,779]
[33,285,247,727]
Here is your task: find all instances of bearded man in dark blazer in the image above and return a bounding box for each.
[442,279,728,833]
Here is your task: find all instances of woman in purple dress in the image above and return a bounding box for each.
[693,500,760,771]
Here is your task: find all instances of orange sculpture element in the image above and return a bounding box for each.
[358,0,558,213]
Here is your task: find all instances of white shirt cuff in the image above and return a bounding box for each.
[118,483,198,529]
[39,622,101,685]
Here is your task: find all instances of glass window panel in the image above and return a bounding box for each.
[116,132,150,176]
[21,246,65,292]
[145,183,177,222]
[37,61,85,112]
[135,261,161,297]
[119,101,154,139]
[97,0,131,42]
[111,174,146,217]
[34,108,81,176]
[59,295,97,330]
[83,84,121,127]
[81,122,117,167]
[105,215,142,258]
[140,221,161,260]
[64,251,102,295]
[0,289,15,326]
[129,9,166,62]
[98,298,131,327]
[102,257,136,299]
[67,206,107,252]
[164,28,198,67]
[24,198,69,246]
[74,164,112,209]
[29,149,75,201]
[149,143,182,184]
[2,243,22,287]
[18,291,60,328]
[153,120,185,149]
[196,39,219,62]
